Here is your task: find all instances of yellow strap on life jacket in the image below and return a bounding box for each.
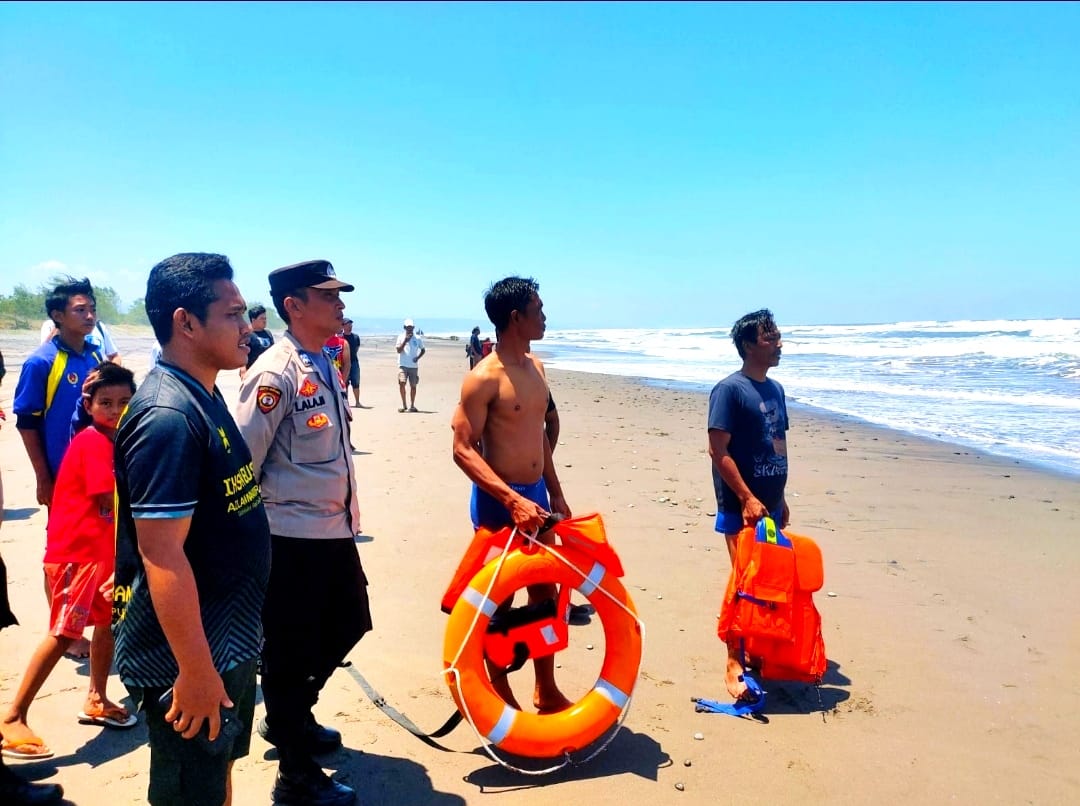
[43,345,102,415]
[44,350,69,413]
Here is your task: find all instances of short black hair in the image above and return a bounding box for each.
[146,253,234,345]
[84,361,137,400]
[248,304,266,322]
[270,286,308,325]
[731,309,777,359]
[45,276,95,321]
[484,277,539,334]
[76,361,136,430]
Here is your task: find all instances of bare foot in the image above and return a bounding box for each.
[81,695,131,721]
[534,688,574,715]
[725,655,748,699]
[65,637,91,659]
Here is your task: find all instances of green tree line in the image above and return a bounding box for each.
[0,280,282,331]
[0,280,148,329]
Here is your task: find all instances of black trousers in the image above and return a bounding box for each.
[261,535,372,764]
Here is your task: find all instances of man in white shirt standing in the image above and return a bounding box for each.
[395,319,425,413]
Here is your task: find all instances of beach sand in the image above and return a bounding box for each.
[1,335,1078,804]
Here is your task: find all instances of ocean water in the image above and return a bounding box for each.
[532,319,1080,478]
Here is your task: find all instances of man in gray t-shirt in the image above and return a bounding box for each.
[707,308,789,701]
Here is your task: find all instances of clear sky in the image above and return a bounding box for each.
[2,2,1077,329]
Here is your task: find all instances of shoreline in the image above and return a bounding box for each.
[4,328,1073,481]
[546,367,1080,483]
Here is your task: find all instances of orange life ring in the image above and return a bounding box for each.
[442,543,642,758]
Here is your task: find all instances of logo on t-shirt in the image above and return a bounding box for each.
[257,385,282,414]
[217,426,232,453]
[299,379,320,397]
[307,413,330,430]
[67,371,78,385]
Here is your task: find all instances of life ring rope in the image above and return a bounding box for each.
[443,525,646,775]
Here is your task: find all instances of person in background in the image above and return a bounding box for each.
[451,276,572,714]
[241,305,275,378]
[112,253,271,806]
[1,364,138,761]
[341,318,362,407]
[324,328,349,388]
[467,326,483,369]
[42,316,120,364]
[707,308,790,700]
[395,319,425,413]
[236,259,368,806]
[16,277,105,508]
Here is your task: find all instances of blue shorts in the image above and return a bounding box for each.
[716,508,785,537]
[471,478,549,530]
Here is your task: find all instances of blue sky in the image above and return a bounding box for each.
[2,2,1077,329]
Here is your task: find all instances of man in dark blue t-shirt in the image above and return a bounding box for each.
[707,308,789,699]
[113,253,270,806]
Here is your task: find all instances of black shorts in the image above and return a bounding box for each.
[126,658,257,806]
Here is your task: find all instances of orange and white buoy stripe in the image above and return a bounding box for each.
[443,544,642,759]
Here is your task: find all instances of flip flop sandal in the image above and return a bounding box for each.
[77,708,138,729]
[2,737,54,759]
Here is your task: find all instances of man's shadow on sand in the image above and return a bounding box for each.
[23,708,147,777]
[261,745,467,805]
[462,727,670,793]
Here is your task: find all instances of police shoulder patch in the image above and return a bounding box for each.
[257,385,283,414]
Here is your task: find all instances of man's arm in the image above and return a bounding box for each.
[136,516,232,740]
[98,323,121,364]
[340,340,351,377]
[17,427,53,506]
[451,372,549,531]
[12,357,53,504]
[708,429,769,528]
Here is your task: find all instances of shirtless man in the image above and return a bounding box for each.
[450,276,572,714]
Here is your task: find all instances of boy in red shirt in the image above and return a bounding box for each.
[1,363,137,759]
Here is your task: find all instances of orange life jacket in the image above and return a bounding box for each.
[717,517,826,683]
[440,513,624,615]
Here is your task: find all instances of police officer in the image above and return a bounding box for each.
[236,260,370,806]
